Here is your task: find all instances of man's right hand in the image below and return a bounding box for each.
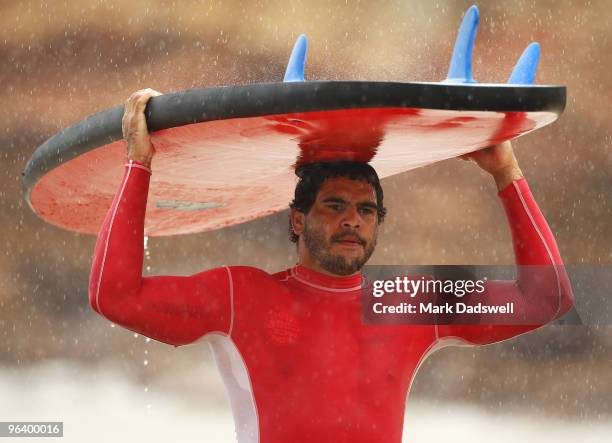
[122,88,162,169]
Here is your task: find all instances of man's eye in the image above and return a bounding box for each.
[328,204,342,211]
[359,208,375,215]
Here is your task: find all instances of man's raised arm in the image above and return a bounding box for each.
[437,141,574,345]
[88,89,232,346]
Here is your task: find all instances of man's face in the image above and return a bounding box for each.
[292,176,380,276]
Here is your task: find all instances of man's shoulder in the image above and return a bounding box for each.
[224,265,292,283]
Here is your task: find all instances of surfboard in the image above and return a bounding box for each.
[22,80,565,236]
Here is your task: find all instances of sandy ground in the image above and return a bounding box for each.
[0,360,610,443]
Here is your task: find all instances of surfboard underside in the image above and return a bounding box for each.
[28,107,556,236]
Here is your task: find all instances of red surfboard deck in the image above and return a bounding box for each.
[23,81,565,236]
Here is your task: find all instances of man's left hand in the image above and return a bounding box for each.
[459,141,524,191]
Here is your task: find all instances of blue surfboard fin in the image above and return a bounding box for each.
[284,34,308,82]
[507,42,540,85]
[444,5,479,84]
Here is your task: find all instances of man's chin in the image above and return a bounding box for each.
[333,247,365,260]
[320,253,367,276]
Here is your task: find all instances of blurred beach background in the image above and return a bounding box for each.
[1,0,611,441]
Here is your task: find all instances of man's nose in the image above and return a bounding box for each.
[341,206,361,229]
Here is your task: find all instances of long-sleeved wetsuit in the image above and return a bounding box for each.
[89,160,573,443]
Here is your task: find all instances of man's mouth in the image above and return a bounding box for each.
[334,236,364,246]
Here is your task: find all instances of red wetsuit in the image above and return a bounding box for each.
[89,160,574,443]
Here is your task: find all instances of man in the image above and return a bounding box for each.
[89,89,574,443]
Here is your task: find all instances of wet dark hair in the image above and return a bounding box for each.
[288,161,387,243]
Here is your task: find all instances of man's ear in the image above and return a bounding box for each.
[290,207,305,236]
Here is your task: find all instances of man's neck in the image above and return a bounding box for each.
[297,260,361,278]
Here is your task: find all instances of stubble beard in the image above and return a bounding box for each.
[302,220,377,276]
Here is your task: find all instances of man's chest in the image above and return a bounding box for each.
[233,294,435,390]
